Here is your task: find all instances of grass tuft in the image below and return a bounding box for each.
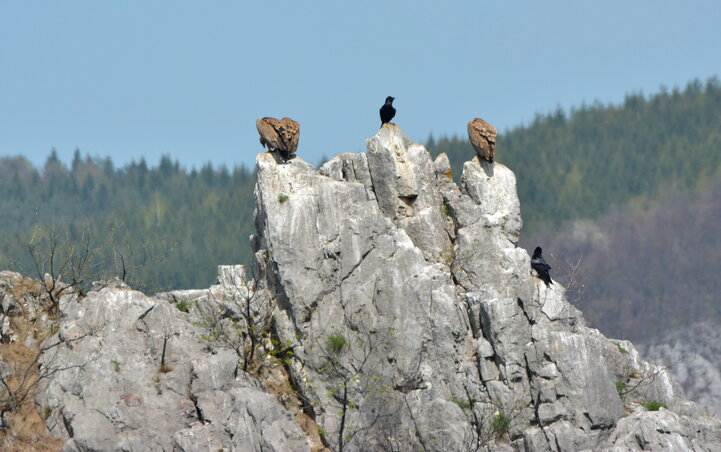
[643,400,666,411]
[326,333,346,353]
[490,412,511,439]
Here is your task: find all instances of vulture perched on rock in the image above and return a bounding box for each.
[256,117,300,162]
[467,118,497,162]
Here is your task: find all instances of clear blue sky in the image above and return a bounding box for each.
[2,1,720,170]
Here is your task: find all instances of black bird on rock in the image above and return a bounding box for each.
[380,96,396,125]
[531,247,552,287]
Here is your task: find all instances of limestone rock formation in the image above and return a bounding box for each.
[17,124,721,451]
[642,320,721,417]
[249,124,720,450]
[34,274,308,451]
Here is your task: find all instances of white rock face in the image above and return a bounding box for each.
[30,126,721,451]
[35,278,308,451]
[365,124,453,261]
[249,126,721,451]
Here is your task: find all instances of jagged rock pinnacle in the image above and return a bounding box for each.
[250,126,721,450]
[23,126,721,451]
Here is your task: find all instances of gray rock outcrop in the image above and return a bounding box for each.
[641,320,721,416]
[35,276,308,451]
[26,124,721,451]
[249,124,720,450]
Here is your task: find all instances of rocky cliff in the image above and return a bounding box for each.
[641,320,721,417]
[1,125,719,451]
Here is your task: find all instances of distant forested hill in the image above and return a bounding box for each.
[428,78,721,232]
[523,181,721,343]
[1,78,720,294]
[429,78,721,342]
[0,152,256,291]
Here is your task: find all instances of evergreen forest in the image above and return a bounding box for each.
[428,78,721,231]
[1,78,720,342]
[0,153,256,292]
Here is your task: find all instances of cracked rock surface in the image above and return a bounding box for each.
[36,279,307,451]
[642,320,721,417]
[251,124,721,451]
[32,124,721,451]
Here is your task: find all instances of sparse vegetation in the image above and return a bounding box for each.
[454,389,531,451]
[0,280,92,450]
[8,221,173,304]
[22,223,97,312]
[158,325,177,375]
[440,245,455,267]
[614,342,629,355]
[643,400,666,411]
[307,315,398,452]
[278,193,289,203]
[440,199,451,217]
[490,412,511,439]
[609,349,681,404]
[449,398,471,409]
[615,381,626,394]
[265,338,295,366]
[197,263,274,373]
[175,299,190,313]
[326,333,347,353]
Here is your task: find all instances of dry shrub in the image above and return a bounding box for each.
[0,285,64,451]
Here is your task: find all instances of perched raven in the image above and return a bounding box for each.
[380,96,396,125]
[531,247,552,287]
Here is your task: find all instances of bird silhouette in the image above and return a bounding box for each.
[380,96,396,125]
[531,246,552,287]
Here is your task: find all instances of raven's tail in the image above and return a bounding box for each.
[542,274,552,287]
